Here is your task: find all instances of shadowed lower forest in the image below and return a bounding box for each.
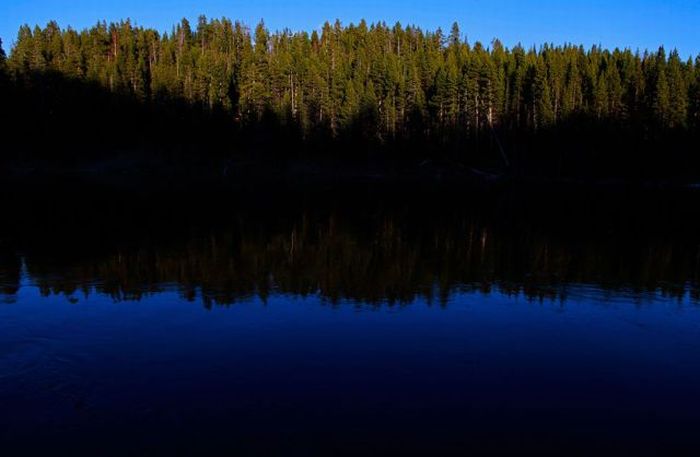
[1,17,700,180]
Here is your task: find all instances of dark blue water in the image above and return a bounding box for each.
[2,277,700,456]
[2,186,700,455]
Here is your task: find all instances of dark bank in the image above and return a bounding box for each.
[1,18,700,181]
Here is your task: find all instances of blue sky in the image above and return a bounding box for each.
[2,0,699,59]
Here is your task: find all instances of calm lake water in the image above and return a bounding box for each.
[1,183,700,455]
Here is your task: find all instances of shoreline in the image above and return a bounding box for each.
[4,155,700,195]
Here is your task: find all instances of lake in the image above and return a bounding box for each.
[1,181,699,455]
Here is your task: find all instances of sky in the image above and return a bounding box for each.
[1,0,699,59]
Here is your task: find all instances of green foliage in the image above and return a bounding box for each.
[0,38,6,68]
[692,56,700,130]
[5,17,698,143]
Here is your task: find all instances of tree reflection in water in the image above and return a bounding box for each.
[1,182,698,307]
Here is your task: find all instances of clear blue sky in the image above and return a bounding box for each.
[2,0,699,59]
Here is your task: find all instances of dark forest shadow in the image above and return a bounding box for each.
[1,68,699,181]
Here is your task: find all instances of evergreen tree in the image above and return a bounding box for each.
[3,17,697,163]
[533,53,554,128]
[653,65,671,128]
[666,50,688,128]
[691,56,700,130]
[0,38,6,70]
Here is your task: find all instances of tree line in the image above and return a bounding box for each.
[2,17,700,175]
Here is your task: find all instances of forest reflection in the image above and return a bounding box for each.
[1,185,698,307]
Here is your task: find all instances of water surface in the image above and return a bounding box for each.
[1,184,699,455]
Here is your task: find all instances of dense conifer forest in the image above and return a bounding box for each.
[1,17,699,178]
